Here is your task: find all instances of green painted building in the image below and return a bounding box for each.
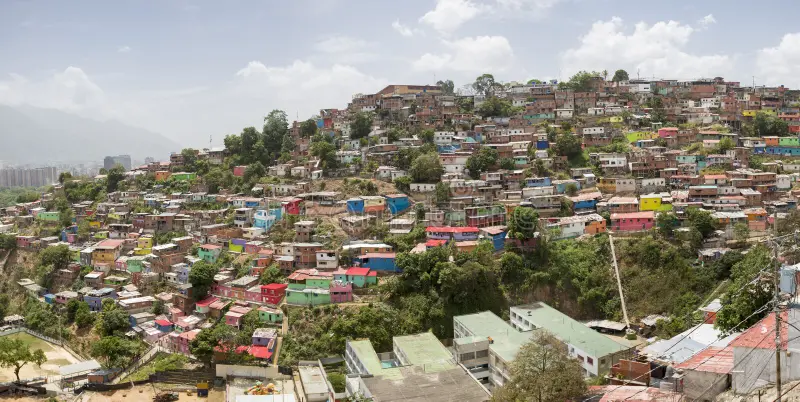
[171,172,197,181]
[37,211,60,222]
[257,306,283,324]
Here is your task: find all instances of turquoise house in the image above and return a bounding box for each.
[333,267,378,288]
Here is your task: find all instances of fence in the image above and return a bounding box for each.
[112,344,165,383]
[0,327,86,361]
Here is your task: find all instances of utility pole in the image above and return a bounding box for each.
[608,235,630,328]
[774,207,782,402]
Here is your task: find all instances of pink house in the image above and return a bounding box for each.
[225,305,252,328]
[658,127,679,138]
[330,281,353,303]
[170,329,201,354]
[195,296,218,315]
[610,211,655,232]
[233,166,247,177]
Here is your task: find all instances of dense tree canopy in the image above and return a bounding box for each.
[350,112,373,139]
[466,147,499,179]
[189,261,218,301]
[409,152,444,183]
[612,69,629,82]
[715,245,773,333]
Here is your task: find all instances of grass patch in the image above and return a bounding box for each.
[127,353,188,381]
[7,333,55,352]
[625,131,655,143]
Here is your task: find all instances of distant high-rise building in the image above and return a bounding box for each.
[0,166,58,189]
[144,157,155,165]
[103,155,132,171]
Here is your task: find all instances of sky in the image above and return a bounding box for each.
[2,0,800,148]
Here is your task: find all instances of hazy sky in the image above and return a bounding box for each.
[2,0,800,147]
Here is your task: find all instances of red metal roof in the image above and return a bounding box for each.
[155,319,173,327]
[425,226,480,233]
[95,239,125,249]
[674,346,733,374]
[261,283,287,291]
[589,386,681,402]
[610,211,655,220]
[249,345,273,360]
[425,239,448,247]
[346,267,370,276]
[729,311,788,350]
[200,244,222,250]
[195,296,218,307]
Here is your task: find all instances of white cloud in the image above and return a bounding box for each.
[392,19,416,37]
[0,67,112,118]
[561,17,731,80]
[419,0,483,34]
[413,35,515,73]
[117,45,131,53]
[757,33,800,88]
[495,0,564,13]
[312,35,378,64]
[698,14,716,29]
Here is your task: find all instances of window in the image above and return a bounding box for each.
[587,357,594,365]
[476,350,489,359]
[577,355,584,362]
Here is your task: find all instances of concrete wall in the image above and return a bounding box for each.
[215,364,281,379]
[682,370,728,401]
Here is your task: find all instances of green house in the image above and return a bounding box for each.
[37,211,60,222]
[258,306,283,324]
[171,172,197,181]
[286,286,331,306]
[126,256,146,273]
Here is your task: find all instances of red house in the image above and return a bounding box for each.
[233,166,247,177]
[610,211,655,232]
[282,198,303,215]
[261,283,288,306]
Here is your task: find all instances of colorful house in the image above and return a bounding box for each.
[354,253,398,272]
[286,269,334,306]
[225,305,252,328]
[228,238,246,253]
[639,194,673,212]
[92,239,125,266]
[384,194,411,215]
[154,171,171,181]
[195,296,218,315]
[610,211,655,232]
[282,198,304,215]
[333,267,378,288]
[425,226,480,241]
[261,283,288,306]
[479,226,507,251]
[258,306,283,324]
[155,319,174,332]
[198,244,222,263]
[171,172,196,181]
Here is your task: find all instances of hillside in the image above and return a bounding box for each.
[0,105,181,163]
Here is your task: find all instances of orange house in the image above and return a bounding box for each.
[763,136,780,146]
[743,207,768,231]
[585,219,607,235]
[155,171,172,181]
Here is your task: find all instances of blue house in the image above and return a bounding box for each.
[85,288,117,312]
[536,140,549,150]
[526,177,552,187]
[552,179,581,194]
[766,147,800,156]
[346,198,365,214]
[479,227,507,251]
[354,253,399,273]
[155,319,174,332]
[384,194,410,215]
[44,294,55,304]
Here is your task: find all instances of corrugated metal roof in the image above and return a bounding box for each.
[674,346,733,374]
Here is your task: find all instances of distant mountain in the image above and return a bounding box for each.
[0,105,181,164]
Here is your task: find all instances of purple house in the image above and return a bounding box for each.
[330,281,353,303]
[251,328,278,346]
[84,288,117,312]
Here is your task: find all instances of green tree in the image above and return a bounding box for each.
[263,110,290,162]
[434,182,450,204]
[686,208,716,238]
[393,176,411,193]
[409,153,444,183]
[656,212,678,238]
[558,70,600,92]
[75,302,94,328]
[472,73,497,97]
[91,336,143,368]
[310,140,339,170]
[612,69,629,82]
[40,244,71,271]
[189,260,218,300]
[259,264,285,284]
[106,165,126,193]
[58,172,73,184]
[476,97,517,118]
[96,301,131,337]
[0,337,47,382]
[717,137,735,153]
[508,207,539,241]
[564,183,578,196]
[715,245,773,333]
[552,132,583,159]
[436,79,455,95]
[419,129,435,144]
[465,147,499,179]
[491,332,586,402]
[499,158,516,171]
[180,148,199,172]
[300,118,318,137]
[733,222,750,243]
[243,162,266,184]
[191,324,237,365]
[350,112,373,139]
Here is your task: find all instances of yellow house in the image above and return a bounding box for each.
[89,220,102,229]
[639,194,673,212]
[92,239,125,266]
[742,110,757,117]
[608,116,623,123]
[137,236,153,249]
